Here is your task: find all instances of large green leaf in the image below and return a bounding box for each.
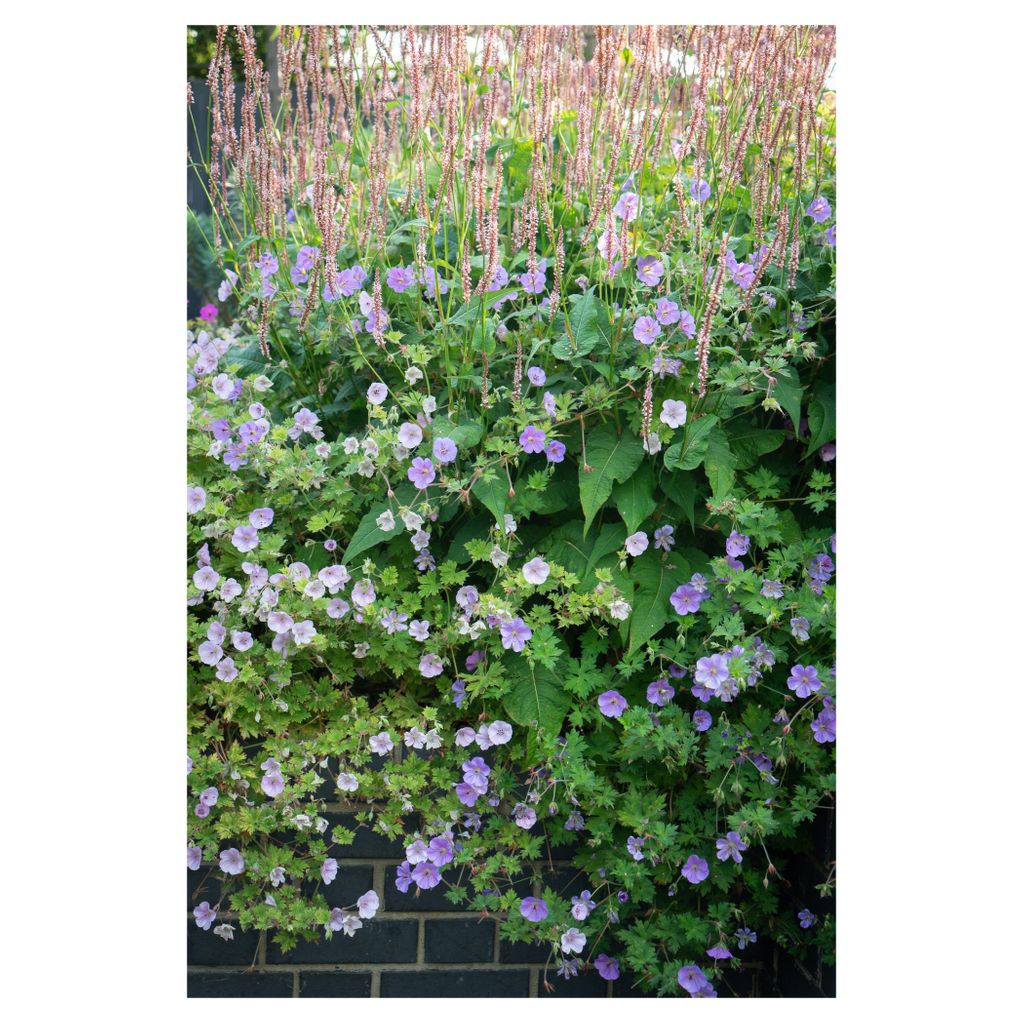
[579,424,644,536]
[772,366,803,433]
[342,502,399,563]
[664,415,718,471]
[628,550,690,653]
[659,471,698,532]
[502,659,572,736]
[612,463,656,533]
[703,428,737,501]
[806,380,836,455]
[728,428,787,469]
[554,290,612,360]
[430,415,484,450]
[472,474,509,525]
[544,521,626,583]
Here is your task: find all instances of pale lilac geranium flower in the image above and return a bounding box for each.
[411,861,441,889]
[678,309,697,338]
[369,731,394,755]
[292,620,316,645]
[336,773,359,793]
[267,611,293,634]
[560,928,587,954]
[625,532,649,556]
[735,927,757,949]
[419,653,444,678]
[198,640,224,666]
[187,846,202,871]
[387,265,416,292]
[598,690,628,717]
[660,400,688,428]
[514,804,537,828]
[527,366,546,386]
[219,848,245,875]
[357,891,380,918]
[614,191,640,221]
[798,908,818,928]
[427,837,454,866]
[193,566,220,592]
[626,836,645,860]
[193,902,217,930]
[488,720,513,745]
[690,179,711,202]
[351,580,376,607]
[692,709,713,732]
[707,943,732,960]
[398,422,423,448]
[726,531,750,557]
[261,772,284,797]
[761,579,784,599]
[695,654,730,689]
[678,965,708,993]
[523,557,550,585]
[366,383,388,405]
[187,485,206,514]
[321,858,339,885]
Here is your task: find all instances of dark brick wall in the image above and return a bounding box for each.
[188,799,619,999]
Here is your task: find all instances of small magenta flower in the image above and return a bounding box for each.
[787,664,821,698]
[807,196,832,223]
[595,954,620,980]
[193,901,217,929]
[715,832,748,864]
[519,425,547,453]
[520,897,549,922]
[545,440,566,463]
[597,690,628,718]
[636,256,664,286]
[798,908,818,928]
[633,316,662,346]
[681,854,709,884]
[199,304,218,322]
[408,457,436,489]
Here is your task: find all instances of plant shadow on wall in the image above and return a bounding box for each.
[187,24,836,998]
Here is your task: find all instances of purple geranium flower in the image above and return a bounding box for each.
[707,943,732,960]
[633,316,662,346]
[807,196,832,223]
[725,530,750,557]
[681,855,709,884]
[646,678,675,706]
[411,861,441,889]
[678,965,707,993]
[433,437,457,464]
[545,440,566,463]
[670,584,701,616]
[692,709,712,732]
[519,425,547,453]
[519,896,549,922]
[715,831,748,864]
[787,664,821,698]
[499,617,532,652]
[597,690,628,718]
[408,457,436,489]
[595,953,620,980]
[798,908,818,928]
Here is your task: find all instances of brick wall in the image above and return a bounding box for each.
[187,805,822,998]
[186,806,638,999]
